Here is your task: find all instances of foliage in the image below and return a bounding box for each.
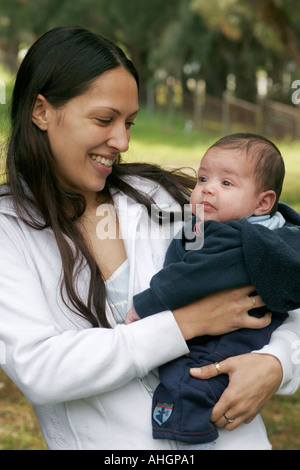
[1,0,300,102]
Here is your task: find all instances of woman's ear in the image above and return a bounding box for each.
[32,94,51,131]
[253,190,277,216]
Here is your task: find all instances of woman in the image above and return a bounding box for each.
[0,25,299,450]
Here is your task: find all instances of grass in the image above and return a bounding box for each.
[0,369,46,450]
[0,68,300,449]
[127,108,217,167]
[261,390,300,450]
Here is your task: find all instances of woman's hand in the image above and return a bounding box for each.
[173,285,271,340]
[190,353,283,430]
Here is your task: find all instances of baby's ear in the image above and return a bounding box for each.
[253,190,277,216]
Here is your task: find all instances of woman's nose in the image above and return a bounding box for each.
[108,125,130,153]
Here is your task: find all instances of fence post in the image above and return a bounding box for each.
[256,98,264,135]
[222,91,230,134]
[0,80,5,104]
[193,80,206,129]
[146,85,155,115]
[295,108,300,140]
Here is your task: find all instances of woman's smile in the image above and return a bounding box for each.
[89,154,116,168]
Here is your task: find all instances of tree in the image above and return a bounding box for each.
[0,0,89,71]
[0,0,182,99]
[190,0,300,101]
[247,0,300,72]
[2,0,300,103]
[86,0,182,99]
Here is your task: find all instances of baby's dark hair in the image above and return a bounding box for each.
[209,133,285,216]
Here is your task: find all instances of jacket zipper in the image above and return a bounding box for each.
[140,377,153,396]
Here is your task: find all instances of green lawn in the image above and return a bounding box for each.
[0,369,46,450]
[0,77,300,449]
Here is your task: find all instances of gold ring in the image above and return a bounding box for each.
[250,295,256,309]
[214,362,221,375]
[224,414,235,423]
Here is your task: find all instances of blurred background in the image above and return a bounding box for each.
[0,0,299,450]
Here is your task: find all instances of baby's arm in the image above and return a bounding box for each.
[125,307,141,324]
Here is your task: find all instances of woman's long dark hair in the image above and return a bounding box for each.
[1,25,195,328]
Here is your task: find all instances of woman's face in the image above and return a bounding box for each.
[33,67,139,198]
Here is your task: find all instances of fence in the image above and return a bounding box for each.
[222,93,300,140]
[152,85,300,140]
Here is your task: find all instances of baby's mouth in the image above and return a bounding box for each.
[201,201,216,210]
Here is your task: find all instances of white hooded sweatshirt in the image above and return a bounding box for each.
[0,176,299,450]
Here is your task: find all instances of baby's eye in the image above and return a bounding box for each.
[222,180,232,186]
[198,176,207,183]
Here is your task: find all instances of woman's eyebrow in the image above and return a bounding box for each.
[90,106,139,117]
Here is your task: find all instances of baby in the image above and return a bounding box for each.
[125,133,300,449]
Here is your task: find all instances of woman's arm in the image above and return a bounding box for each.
[0,212,272,407]
[0,223,266,407]
[126,286,270,338]
[173,286,270,340]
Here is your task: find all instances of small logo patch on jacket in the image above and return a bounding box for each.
[153,402,174,425]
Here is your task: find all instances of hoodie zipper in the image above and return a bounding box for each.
[140,377,153,396]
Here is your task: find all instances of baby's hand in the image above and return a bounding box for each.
[125,307,141,324]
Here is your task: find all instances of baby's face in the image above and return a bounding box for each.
[190,147,261,223]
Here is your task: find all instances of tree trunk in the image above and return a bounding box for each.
[0,35,20,74]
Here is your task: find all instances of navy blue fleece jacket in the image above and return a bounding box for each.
[133,202,300,319]
[133,202,300,444]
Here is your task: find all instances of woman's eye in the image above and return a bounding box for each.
[96,119,111,125]
[126,121,135,128]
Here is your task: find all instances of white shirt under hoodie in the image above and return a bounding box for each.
[0,176,299,450]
